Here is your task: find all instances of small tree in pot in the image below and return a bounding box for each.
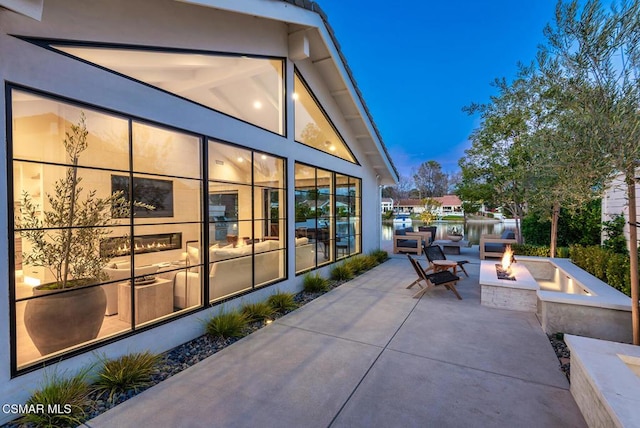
[17,113,151,355]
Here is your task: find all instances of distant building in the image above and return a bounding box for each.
[381,198,394,212]
[433,195,463,217]
[395,199,425,214]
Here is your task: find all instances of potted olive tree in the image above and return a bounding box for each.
[18,113,146,355]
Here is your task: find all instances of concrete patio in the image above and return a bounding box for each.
[84,247,586,427]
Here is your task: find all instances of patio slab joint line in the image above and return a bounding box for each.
[327,295,421,427]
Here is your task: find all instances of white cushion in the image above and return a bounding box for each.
[295,237,309,246]
[187,245,200,265]
[114,261,131,270]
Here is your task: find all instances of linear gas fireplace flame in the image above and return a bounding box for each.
[496,245,516,280]
[100,232,182,257]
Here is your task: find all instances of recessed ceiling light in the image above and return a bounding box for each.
[292,93,299,100]
[253,101,262,109]
[329,145,336,151]
[237,157,244,163]
[261,154,267,160]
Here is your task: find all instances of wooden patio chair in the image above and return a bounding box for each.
[406,254,462,300]
[423,243,469,277]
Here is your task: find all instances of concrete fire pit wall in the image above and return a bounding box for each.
[480,257,632,343]
[520,257,633,343]
[537,300,632,343]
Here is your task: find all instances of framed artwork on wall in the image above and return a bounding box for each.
[111,175,174,218]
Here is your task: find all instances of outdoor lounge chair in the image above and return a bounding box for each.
[479,230,517,259]
[422,243,469,277]
[406,254,462,300]
[392,227,425,255]
[418,225,437,244]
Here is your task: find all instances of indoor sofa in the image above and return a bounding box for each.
[174,238,314,308]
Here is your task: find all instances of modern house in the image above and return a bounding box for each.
[0,0,398,415]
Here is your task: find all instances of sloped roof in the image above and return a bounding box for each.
[396,199,423,207]
[434,195,462,206]
[278,1,398,180]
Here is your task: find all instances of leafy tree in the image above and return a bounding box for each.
[520,71,606,257]
[522,199,602,247]
[544,0,640,343]
[420,197,442,223]
[461,73,542,243]
[385,174,413,201]
[413,160,448,198]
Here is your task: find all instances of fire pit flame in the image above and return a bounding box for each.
[496,245,516,280]
[501,245,514,272]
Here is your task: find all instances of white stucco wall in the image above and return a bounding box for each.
[0,0,392,416]
[602,171,640,250]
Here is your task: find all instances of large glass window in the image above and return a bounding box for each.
[295,163,361,273]
[51,44,285,135]
[10,89,195,368]
[205,142,286,302]
[9,89,287,371]
[10,90,203,369]
[294,72,357,163]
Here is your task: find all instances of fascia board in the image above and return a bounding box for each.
[175,0,323,27]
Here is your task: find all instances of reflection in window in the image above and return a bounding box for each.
[52,45,285,135]
[295,163,361,273]
[294,72,356,163]
[204,141,287,303]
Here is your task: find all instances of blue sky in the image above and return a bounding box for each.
[317,1,559,177]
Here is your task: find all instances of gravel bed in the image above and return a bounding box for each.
[3,277,350,428]
[548,333,571,381]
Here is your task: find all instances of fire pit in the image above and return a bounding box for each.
[495,245,516,280]
[479,251,539,312]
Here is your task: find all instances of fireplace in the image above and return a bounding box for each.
[100,232,182,257]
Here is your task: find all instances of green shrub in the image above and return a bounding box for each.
[303,272,329,293]
[512,244,550,257]
[570,245,633,297]
[20,368,92,427]
[241,301,275,322]
[521,200,602,247]
[267,291,298,314]
[205,310,249,339]
[556,247,570,258]
[345,255,378,274]
[602,214,628,254]
[605,254,631,295]
[330,263,354,281]
[368,249,389,264]
[94,351,162,401]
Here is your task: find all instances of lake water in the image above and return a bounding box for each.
[382,220,513,246]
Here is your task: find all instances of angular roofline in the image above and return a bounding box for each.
[279,0,399,180]
[176,0,398,183]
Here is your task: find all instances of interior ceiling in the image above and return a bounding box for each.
[55,46,282,134]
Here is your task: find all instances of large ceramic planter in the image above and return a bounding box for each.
[24,285,107,355]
